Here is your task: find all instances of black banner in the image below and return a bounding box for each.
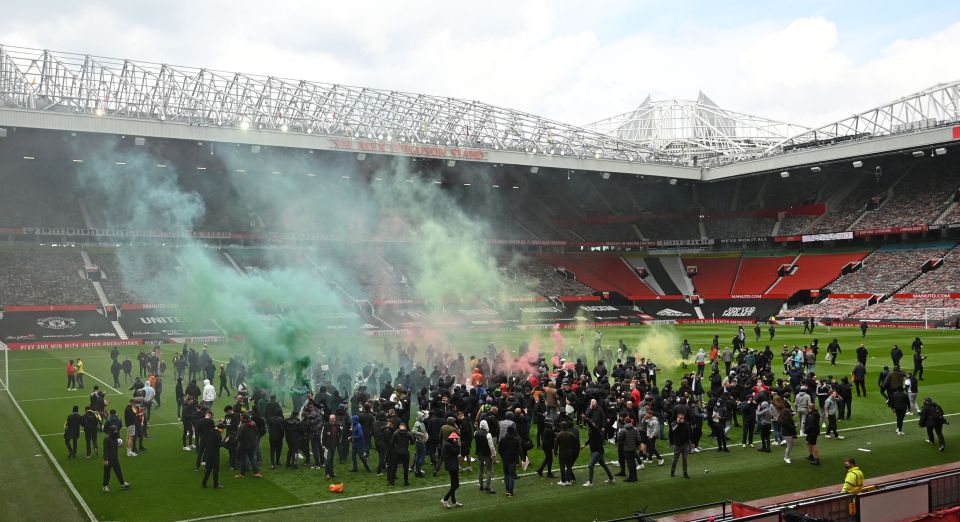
[632,300,697,320]
[119,309,222,340]
[0,310,119,343]
[699,299,783,322]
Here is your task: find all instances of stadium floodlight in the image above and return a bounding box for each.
[463,183,471,186]
[356,153,366,161]
[72,159,83,163]
[669,178,677,185]
[447,160,456,167]
[530,167,539,174]
[238,120,250,130]
[492,184,500,188]
[512,185,520,189]
[780,171,790,178]
[852,160,864,168]
[23,156,34,160]
[280,124,289,133]
[601,172,611,180]
[935,147,947,156]
[306,128,313,134]
[810,166,822,173]
[912,150,925,157]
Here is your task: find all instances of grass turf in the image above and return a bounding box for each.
[2,324,958,521]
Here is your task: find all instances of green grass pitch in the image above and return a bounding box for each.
[1,324,958,521]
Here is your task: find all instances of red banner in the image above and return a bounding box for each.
[558,295,601,302]
[892,293,960,299]
[854,225,928,237]
[774,235,802,243]
[6,339,145,350]
[828,294,874,299]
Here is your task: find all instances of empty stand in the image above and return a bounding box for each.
[767,252,869,297]
[683,255,740,295]
[731,254,797,295]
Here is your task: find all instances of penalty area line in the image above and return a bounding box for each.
[3,388,98,521]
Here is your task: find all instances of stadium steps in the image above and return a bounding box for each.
[222,252,244,274]
[734,254,797,295]
[804,174,867,232]
[643,257,681,295]
[631,224,648,241]
[730,254,745,294]
[111,321,129,340]
[934,201,958,224]
[625,256,664,295]
[698,221,707,240]
[763,252,802,294]
[767,252,869,296]
[848,169,910,231]
[661,256,696,295]
[78,199,96,229]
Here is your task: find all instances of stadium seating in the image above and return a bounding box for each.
[827,245,950,295]
[766,252,869,296]
[704,217,776,239]
[901,246,960,293]
[0,249,98,305]
[852,297,960,322]
[731,254,798,295]
[683,255,739,295]
[778,214,817,235]
[0,161,86,228]
[855,167,955,229]
[538,254,657,297]
[508,257,595,296]
[785,298,868,319]
[810,175,892,233]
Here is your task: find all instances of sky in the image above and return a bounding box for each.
[2,1,960,129]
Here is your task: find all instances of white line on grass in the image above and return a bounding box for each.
[9,367,76,372]
[39,421,182,437]
[176,412,960,522]
[3,389,97,522]
[83,372,123,395]
[20,392,122,403]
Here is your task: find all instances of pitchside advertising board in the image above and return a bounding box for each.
[374,303,645,329]
[118,309,221,340]
[633,300,698,319]
[699,300,783,321]
[0,310,120,348]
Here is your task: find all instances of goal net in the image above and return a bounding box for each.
[924,307,960,330]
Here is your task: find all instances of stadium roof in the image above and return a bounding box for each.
[585,92,811,166]
[0,44,959,181]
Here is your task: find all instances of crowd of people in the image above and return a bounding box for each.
[61,327,949,507]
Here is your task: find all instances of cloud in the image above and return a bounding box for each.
[1,3,959,131]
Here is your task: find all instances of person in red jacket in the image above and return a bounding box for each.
[66,360,77,391]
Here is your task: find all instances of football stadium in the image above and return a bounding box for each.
[0,26,959,522]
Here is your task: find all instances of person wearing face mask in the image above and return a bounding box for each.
[840,457,864,494]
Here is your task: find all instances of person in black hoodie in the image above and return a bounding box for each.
[267,413,285,469]
[235,413,262,478]
[111,359,122,388]
[202,424,224,489]
[498,425,522,497]
[388,422,413,486]
[64,406,82,458]
[536,419,556,478]
[283,412,302,469]
[83,406,100,458]
[182,396,199,451]
[890,387,910,435]
[803,404,821,465]
[669,413,692,479]
[440,432,462,509]
[194,410,215,470]
[101,425,129,493]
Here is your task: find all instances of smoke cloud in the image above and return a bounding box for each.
[71,137,535,386]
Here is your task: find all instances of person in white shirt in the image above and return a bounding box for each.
[202,379,216,409]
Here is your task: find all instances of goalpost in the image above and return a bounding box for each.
[924,307,960,330]
[0,341,7,394]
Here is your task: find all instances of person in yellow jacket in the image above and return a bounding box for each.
[76,358,85,389]
[841,458,864,494]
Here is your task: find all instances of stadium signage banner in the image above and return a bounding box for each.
[854,225,928,237]
[0,310,120,344]
[719,237,768,244]
[331,138,488,161]
[119,309,221,340]
[20,226,234,239]
[6,339,145,350]
[892,293,960,299]
[802,231,854,242]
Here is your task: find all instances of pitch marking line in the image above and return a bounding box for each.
[40,421,182,438]
[3,389,97,522]
[176,413,958,522]
[20,392,123,403]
